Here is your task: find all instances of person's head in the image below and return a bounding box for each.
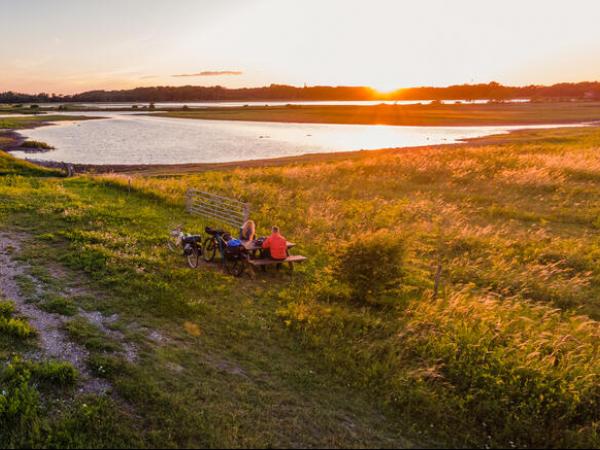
[272,226,280,234]
[242,220,256,239]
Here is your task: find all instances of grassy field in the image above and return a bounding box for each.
[0,125,599,448]
[154,101,600,126]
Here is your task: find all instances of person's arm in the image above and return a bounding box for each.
[262,236,271,249]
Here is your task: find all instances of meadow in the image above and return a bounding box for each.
[0,125,598,448]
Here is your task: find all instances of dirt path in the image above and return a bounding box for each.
[0,231,111,394]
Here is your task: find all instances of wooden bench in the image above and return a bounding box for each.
[247,255,307,271]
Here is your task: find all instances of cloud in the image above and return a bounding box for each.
[172,70,243,77]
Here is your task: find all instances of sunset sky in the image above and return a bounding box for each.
[1,0,600,94]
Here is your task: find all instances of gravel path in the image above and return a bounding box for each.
[0,231,111,394]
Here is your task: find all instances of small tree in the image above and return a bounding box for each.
[335,230,405,305]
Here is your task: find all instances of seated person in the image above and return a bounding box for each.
[261,226,288,260]
[240,220,256,242]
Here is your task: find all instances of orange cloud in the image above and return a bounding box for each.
[173,70,243,77]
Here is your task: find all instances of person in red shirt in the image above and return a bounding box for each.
[262,226,288,260]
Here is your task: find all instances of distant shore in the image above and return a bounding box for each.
[150,101,600,127]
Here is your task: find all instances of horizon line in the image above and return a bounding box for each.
[3,79,600,97]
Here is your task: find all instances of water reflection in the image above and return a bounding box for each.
[11,113,581,165]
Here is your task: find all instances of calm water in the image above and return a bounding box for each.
[11,112,577,165]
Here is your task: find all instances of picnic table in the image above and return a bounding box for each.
[241,240,307,270]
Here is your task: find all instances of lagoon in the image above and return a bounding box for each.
[11,112,581,165]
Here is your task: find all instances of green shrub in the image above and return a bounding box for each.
[39,295,77,316]
[2,358,78,388]
[335,230,406,304]
[31,360,78,386]
[0,317,35,339]
[0,360,43,448]
[0,300,15,318]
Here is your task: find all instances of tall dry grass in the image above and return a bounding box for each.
[94,125,600,446]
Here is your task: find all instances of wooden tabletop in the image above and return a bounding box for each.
[242,241,296,252]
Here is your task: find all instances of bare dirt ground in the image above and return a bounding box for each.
[0,231,136,393]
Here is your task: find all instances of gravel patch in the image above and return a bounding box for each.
[0,231,111,394]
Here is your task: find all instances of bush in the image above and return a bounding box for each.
[0,300,15,318]
[2,358,78,388]
[39,295,77,316]
[31,361,78,386]
[335,230,406,304]
[0,317,35,339]
[0,360,43,447]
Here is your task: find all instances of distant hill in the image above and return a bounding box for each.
[2,81,600,103]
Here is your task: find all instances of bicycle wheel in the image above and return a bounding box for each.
[187,246,201,268]
[167,238,179,253]
[203,237,217,262]
[166,227,183,253]
[224,256,245,277]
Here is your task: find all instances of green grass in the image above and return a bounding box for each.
[0,114,95,130]
[39,294,78,316]
[154,101,600,126]
[0,125,599,447]
[0,151,61,177]
[0,355,133,448]
[64,317,122,352]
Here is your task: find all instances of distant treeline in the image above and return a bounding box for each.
[2,81,600,103]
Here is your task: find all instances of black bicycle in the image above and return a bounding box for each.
[203,227,247,277]
[202,227,231,262]
[182,234,204,268]
[223,241,248,277]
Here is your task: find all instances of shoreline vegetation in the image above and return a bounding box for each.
[151,102,600,126]
[2,80,600,103]
[0,114,97,153]
[0,124,598,447]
